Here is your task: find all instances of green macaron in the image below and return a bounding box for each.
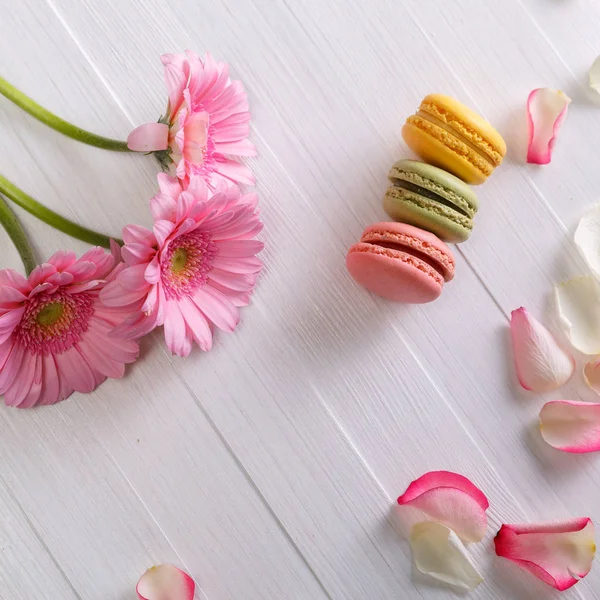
[383,159,479,243]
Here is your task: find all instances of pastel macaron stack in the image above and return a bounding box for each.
[347,94,506,304]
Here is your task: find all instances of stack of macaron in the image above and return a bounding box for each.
[347,94,507,303]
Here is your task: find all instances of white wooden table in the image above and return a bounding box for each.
[1,0,599,598]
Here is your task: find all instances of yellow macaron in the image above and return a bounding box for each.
[402,94,507,185]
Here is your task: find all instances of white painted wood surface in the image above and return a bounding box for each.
[0,0,599,598]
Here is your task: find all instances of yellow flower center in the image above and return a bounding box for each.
[36,302,64,327]
[171,248,189,273]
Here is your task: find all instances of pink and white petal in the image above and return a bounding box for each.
[179,297,213,351]
[175,192,196,222]
[127,123,169,152]
[207,279,251,307]
[527,88,571,165]
[584,360,600,397]
[182,111,210,166]
[145,255,162,286]
[410,522,484,591]
[150,193,178,223]
[186,175,209,203]
[575,205,600,279]
[65,260,97,282]
[117,263,150,291]
[157,172,182,199]
[46,271,75,287]
[164,301,191,357]
[494,518,595,591]
[556,277,600,355]
[161,52,190,116]
[123,224,156,247]
[47,250,77,272]
[398,471,489,543]
[0,307,25,344]
[510,307,574,392]
[100,280,147,308]
[539,400,600,453]
[136,564,195,600]
[212,256,262,275]
[214,239,264,258]
[193,285,239,332]
[78,338,125,379]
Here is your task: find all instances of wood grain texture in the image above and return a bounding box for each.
[0,0,599,598]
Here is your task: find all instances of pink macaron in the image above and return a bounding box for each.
[346,222,455,303]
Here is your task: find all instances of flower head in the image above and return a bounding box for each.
[0,247,139,408]
[128,51,255,188]
[101,174,263,357]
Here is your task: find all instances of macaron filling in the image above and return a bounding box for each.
[387,174,474,219]
[360,229,454,282]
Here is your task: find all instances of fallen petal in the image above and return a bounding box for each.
[136,564,195,600]
[128,123,170,152]
[494,519,595,591]
[575,205,600,279]
[589,56,600,98]
[584,360,600,396]
[540,400,600,453]
[410,522,483,591]
[527,88,571,164]
[510,307,575,392]
[555,277,600,354]
[398,471,489,543]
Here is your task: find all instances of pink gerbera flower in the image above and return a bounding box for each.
[0,247,139,408]
[128,51,256,188]
[100,174,263,357]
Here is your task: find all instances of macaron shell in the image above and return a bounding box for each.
[402,120,489,185]
[346,243,443,304]
[383,186,471,243]
[421,94,507,160]
[388,159,479,214]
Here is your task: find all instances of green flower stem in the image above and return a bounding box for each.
[0,175,121,249]
[0,194,37,274]
[0,76,130,151]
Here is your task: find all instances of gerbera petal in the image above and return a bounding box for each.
[163,301,191,357]
[186,175,209,203]
[77,338,125,379]
[540,400,600,453]
[122,243,156,266]
[410,522,483,591]
[179,297,213,351]
[28,264,56,288]
[123,224,156,247]
[18,353,43,409]
[0,307,25,340]
[555,277,600,354]
[527,88,571,165]
[0,269,29,292]
[215,139,257,156]
[208,269,257,292]
[214,239,264,258]
[207,280,252,307]
[127,123,169,152]
[574,205,600,279]
[145,255,161,286]
[494,519,595,591]
[510,307,575,392]
[118,263,149,291]
[4,349,36,407]
[150,193,178,223]
[136,564,195,600]
[47,250,77,272]
[38,354,61,406]
[66,260,97,282]
[212,157,255,186]
[175,192,196,222]
[193,285,239,332]
[212,255,262,275]
[161,53,190,116]
[0,342,25,395]
[397,471,489,543]
[0,286,27,308]
[154,220,175,248]
[183,111,209,166]
[54,347,96,394]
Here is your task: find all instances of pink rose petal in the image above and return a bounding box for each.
[136,564,195,600]
[494,518,595,591]
[527,88,571,165]
[510,307,575,392]
[584,360,600,397]
[540,400,600,453]
[127,122,169,152]
[397,471,489,543]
